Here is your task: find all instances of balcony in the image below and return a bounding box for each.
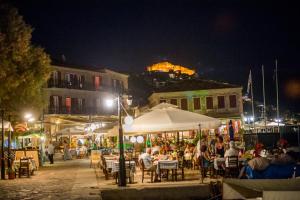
[47,106,117,115]
[47,79,126,93]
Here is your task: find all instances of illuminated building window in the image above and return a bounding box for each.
[65,97,71,113]
[206,97,213,109]
[181,98,188,110]
[229,95,237,108]
[170,99,178,106]
[94,76,101,90]
[193,97,201,110]
[218,96,225,109]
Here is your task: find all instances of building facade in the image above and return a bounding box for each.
[148,79,243,131]
[45,64,128,115]
[43,64,129,136]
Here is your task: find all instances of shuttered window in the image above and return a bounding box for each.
[206,97,213,109]
[229,95,237,108]
[217,96,225,109]
[181,98,188,110]
[193,97,201,110]
[170,99,178,105]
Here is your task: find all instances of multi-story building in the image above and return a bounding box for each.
[148,79,243,131]
[44,63,129,136]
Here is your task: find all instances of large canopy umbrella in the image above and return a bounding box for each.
[57,126,87,136]
[123,103,221,134]
[0,119,14,131]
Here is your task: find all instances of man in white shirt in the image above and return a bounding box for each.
[224,141,239,167]
[47,142,55,164]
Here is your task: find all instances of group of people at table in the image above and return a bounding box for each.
[100,135,299,183]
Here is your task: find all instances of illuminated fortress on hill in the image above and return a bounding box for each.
[146,62,195,76]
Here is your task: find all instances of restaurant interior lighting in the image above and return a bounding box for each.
[24,113,33,119]
[136,136,144,144]
[28,118,35,122]
[130,136,137,143]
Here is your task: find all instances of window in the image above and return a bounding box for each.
[217,96,225,109]
[94,76,101,90]
[160,99,166,103]
[50,96,60,113]
[65,97,71,113]
[229,95,237,108]
[193,97,201,110]
[170,99,178,105]
[181,98,188,110]
[65,73,74,87]
[53,71,58,86]
[79,75,84,89]
[78,98,83,112]
[206,97,213,109]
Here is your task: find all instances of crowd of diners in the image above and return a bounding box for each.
[135,132,299,180]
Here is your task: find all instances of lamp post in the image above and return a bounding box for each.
[1,109,5,180]
[117,94,126,186]
[106,94,132,187]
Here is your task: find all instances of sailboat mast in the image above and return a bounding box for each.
[250,70,255,130]
[262,65,266,127]
[275,60,280,136]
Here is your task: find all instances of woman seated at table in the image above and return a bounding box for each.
[215,136,225,157]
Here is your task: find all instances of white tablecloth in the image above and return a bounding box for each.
[105,159,116,169]
[111,161,136,173]
[157,160,178,174]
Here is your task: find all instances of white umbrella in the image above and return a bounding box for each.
[0,119,13,131]
[123,104,221,134]
[57,126,87,135]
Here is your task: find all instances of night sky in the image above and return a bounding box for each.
[11,0,300,112]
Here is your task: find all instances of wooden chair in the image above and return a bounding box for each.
[15,151,25,161]
[90,154,100,168]
[225,156,239,178]
[176,156,185,181]
[19,158,30,178]
[199,156,213,183]
[101,157,111,180]
[140,159,154,183]
[25,150,39,170]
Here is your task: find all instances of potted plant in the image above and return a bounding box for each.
[7,168,15,179]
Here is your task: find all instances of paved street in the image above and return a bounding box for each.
[0,154,100,200]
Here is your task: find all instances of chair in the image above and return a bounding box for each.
[101,157,111,180]
[114,162,135,184]
[199,156,213,183]
[19,158,30,178]
[225,156,239,178]
[140,159,154,183]
[176,156,185,181]
[90,154,100,168]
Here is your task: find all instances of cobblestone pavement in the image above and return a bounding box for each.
[0,154,100,200]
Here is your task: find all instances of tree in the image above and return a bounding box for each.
[0,4,52,118]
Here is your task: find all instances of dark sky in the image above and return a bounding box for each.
[11,0,300,112]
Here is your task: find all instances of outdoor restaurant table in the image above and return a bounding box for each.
[156,160,178,174]
[214,157,246,170]
[111,161,136,174]
[13,159,36,171]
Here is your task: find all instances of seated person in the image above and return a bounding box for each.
[271,151,296,165]
[215,136,225,157]
[139,148,158,180]
[239,149,270,178]
[140,148,156,170]
[224,141,239,168]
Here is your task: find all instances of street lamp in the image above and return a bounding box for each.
[105,95,132,187]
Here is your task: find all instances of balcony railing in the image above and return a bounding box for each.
[47,106,117,115]
[47,79,126,93]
